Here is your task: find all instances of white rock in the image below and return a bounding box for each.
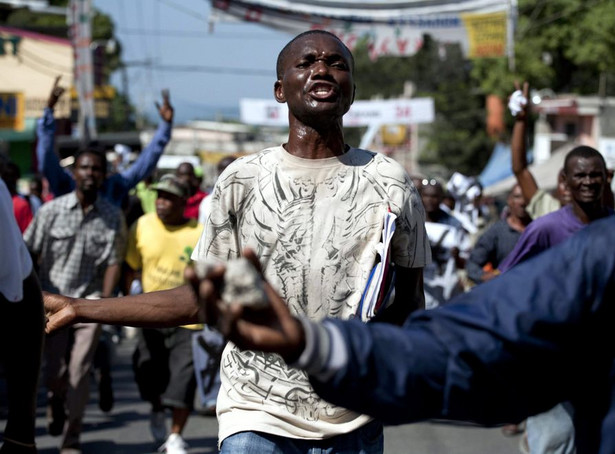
[221,258,269,309]
[194,258,269,309]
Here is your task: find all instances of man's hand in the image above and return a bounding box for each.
[47,75,66,110]
[509,81,529,120]
[185,249,306,363]
[155,89,174,123]
[44,292,77,334]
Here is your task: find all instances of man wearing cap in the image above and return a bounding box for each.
[124,174,203,454]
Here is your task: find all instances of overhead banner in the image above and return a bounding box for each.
[210,0,514,59]
[240,97,435,127]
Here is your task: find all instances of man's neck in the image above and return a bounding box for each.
[160,213,189,226]
[285,118,346,159]
[507,215,529,232]
[164,218,189,226]
[426,209,445,223]
[76,190,97,210]
[571,200,607,224]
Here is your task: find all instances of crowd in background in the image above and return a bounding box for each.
[1,71,615,454]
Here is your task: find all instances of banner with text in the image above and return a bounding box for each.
[211,0,513,59]
[240,98,434,127]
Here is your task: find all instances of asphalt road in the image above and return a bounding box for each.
[3,334,523,454]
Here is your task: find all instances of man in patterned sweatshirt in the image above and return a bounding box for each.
[42,30,430,453]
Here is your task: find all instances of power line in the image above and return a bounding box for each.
[116,28,288,40]
[137,63,274,77]
[157,0,209,21]
[19,48,72,73]
[19,54,70,78]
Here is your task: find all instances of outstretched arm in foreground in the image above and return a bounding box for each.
[194,221,615,454]
[313,219,615,454]
[44,284,200,334]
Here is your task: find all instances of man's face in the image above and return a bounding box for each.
[73,152,105,195]
[155,190,185,224]
[564,156,606,205]
[421,184,443,215]
[274,34,355,123]
[176,164,196,192]
[507,185,529,219]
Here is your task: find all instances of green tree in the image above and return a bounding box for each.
[3,1,134,131]
[352,36,493,177]
[473,0,615,97]
[350,0,615,176]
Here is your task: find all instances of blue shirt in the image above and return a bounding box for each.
[300,216,615,454]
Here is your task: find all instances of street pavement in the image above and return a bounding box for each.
[4,334,522,454]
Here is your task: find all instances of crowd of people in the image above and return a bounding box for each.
[0,79,224,454]
[1,30,615,454]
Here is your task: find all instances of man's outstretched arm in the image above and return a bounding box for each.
[312,218,615,428]
[44,284,200,333]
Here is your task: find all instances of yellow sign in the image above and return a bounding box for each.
[380,125,408,146]
[462,11,507,58]
[69,85,116,99]
[198,150,247,163]
[0,92,25,131]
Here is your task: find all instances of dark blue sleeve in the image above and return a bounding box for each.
[36,108,75,196]
[311,216,615,428]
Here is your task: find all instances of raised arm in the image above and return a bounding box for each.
[510,82,538,203]
[118,89,173,189]
[36,76,75,197]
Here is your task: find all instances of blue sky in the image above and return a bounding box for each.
[93,0,292,124]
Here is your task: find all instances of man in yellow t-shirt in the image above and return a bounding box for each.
[125,174,203,454]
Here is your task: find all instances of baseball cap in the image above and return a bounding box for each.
[152,174,189,199]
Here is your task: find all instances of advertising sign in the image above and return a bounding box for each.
[211,0,513,59]
[0,92,24,131]
[240,98,434,127]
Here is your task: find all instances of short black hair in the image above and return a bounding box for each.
[0,161,20,191]
[563,146,606,175]
[276,30,355,80]
[74,147,108,174]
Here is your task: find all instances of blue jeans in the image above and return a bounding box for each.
[219,419,383,454]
